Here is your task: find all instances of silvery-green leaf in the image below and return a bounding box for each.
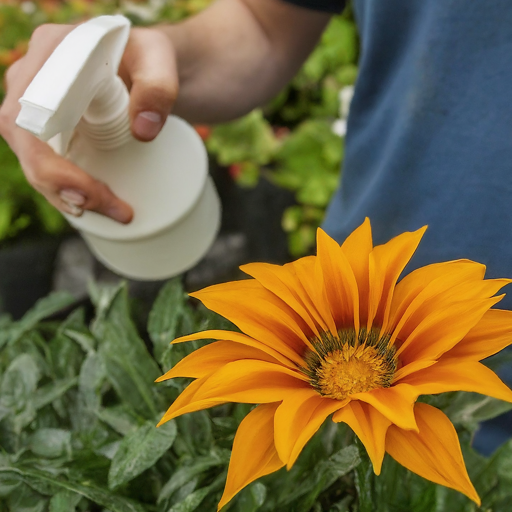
[167,487,210,512]
[29,429,71,459]
[0,472,21,498]
[446,392,512,428]
[158,449,230,503]
[7,483,47,512]
[49,489,82,512]
[96,405,141,436]
[0,465,144,512]
[148,279,186,365]
[33,377,78,411]
[235,482,266,512]
[78,352,106,412]
[96,441,121,461]
[1,354,39,411]
[8,292,75,346]
[108,420,177,489]
[96,287,162,419]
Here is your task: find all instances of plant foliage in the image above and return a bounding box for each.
[0,282,512,511]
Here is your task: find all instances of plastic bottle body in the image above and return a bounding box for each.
[59,116,221,280]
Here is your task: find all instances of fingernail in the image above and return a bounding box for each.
[106,205,132,224]
[62,203,84,217]
[133,111,163,139]
[60,189,86,206]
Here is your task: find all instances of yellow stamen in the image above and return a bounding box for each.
[303,329,397,400]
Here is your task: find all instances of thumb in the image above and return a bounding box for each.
[121,27,179,142]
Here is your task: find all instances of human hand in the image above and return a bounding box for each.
[0,23,179,223]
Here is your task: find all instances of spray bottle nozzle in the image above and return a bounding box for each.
[16,15,131,143]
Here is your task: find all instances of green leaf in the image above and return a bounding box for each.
[96,405,141,436]
[29,428,71,459]
[6,483,47,512]
[48,490,82,512]
[33,377,78,411]
[78,352,106,412]
[108,419,177,489]
[158,448,230,503]
[471,439,512,510]
[148,278,186,365]
[295,445,361,511]
[94,285,162,418]
[88,280,122,316]
[174,411,214,457]
[207,110,278,166]
[167,474,225,512]
[0,472,21,498]
[0,353,39,431]
[59,308,95,353]
[0,465,144,512]
[444,392,512,431]
[8,292,75,345]
[235,482,266,512]
[167,486,210,512]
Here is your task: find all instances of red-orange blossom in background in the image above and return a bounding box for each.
[157,218,512,509]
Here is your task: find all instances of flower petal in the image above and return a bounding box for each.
[340,218,373,326]
[399,359,512,402]
[392,360,437,383]
[396,296,503,365]
[388,261,486,340]
[218,403,284,511]
[351,383,419,431]
[368,227,427,333]
[288,257,337,333]
[273,388,346,468]
[333,401,391,474]
[294,256,338,336]
[391,277,509,350]
[158,360,309,424]
[316,228,360,331]
[190,360,309,403]
[442,309,512,361]
[156,341,284,381]
[172,330,297,369]
[240,262,321,338]
[191,281,311,365]
[157,378,225,426]
[385,403,480,505]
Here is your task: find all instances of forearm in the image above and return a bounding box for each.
[0,0,330,223]
[160,0,331,123]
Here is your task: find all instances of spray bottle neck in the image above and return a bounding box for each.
[79,75,131,150]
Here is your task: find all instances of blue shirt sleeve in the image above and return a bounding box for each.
[280,0,345,14]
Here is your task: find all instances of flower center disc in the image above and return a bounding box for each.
[303,329,397,401]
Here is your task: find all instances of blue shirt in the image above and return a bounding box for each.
[289,0,512,307]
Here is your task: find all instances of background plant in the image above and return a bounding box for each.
[1,282,512,511]
[0,0,358,254]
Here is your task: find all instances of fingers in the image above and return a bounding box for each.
[121,27,179,141]
[0,23,179,225]
[18,133,133,223]
[0,22,134,224]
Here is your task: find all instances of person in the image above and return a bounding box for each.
[1,0,511,452]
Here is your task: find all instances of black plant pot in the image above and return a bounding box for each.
[211,164,295,264]
[0,237,61,319]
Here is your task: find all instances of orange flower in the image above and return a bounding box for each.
[157,219,512,509]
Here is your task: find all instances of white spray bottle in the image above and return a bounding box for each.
[16,15,221,280]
